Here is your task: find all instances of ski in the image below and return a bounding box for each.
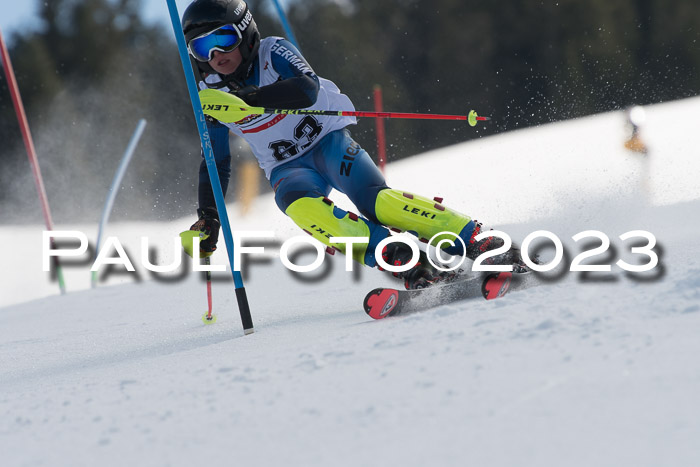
[363,271,537,320]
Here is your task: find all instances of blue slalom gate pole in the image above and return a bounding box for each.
[166,0,254,335]
[270,0,300,50]
[92,118,147,288]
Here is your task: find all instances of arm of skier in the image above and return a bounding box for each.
[191,118,231,253]
[235,39,320,109]
[198,117,232,212]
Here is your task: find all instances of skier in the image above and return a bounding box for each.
[623,106,648,155]
[184,0,519,289]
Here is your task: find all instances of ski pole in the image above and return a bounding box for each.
[203,256,216,324]
[199,88,491,126]
[180,231,217,325]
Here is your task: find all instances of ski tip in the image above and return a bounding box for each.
[202,313,217,325]
[243,327,255,335]
[364,288,400,320]
[481,272,513,300]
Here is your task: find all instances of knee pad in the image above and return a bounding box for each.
[285,196,373,265]
[374,188,475,256]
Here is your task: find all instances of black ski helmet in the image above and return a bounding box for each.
[182,0,260,85]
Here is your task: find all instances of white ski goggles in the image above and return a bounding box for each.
[188,24,243,62]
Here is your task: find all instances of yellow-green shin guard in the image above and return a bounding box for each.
[375,189,472,248]
[285,197,371,265]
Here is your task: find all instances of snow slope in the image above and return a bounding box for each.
[1,97,700,467]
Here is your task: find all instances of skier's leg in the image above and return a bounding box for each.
[373,189,484,258]
[270,159,390,266]
[306,129,388,223]
[317,130,484,259]
[271,135,436,288]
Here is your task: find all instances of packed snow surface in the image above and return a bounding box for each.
[1,97,700,466]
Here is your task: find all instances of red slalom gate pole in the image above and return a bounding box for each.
[0,28,66,294]
[373,85,387,174]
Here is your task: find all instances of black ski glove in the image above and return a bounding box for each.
[190,207,221,254]
[233,75,318,109]
[234,85,260,106]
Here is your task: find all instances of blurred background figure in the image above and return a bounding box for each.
[229,133,260,217]
[624,106,649,155]
[624,105,651,202]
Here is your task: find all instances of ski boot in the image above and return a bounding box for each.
[465,221,532,273]
[379,242,448,290]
